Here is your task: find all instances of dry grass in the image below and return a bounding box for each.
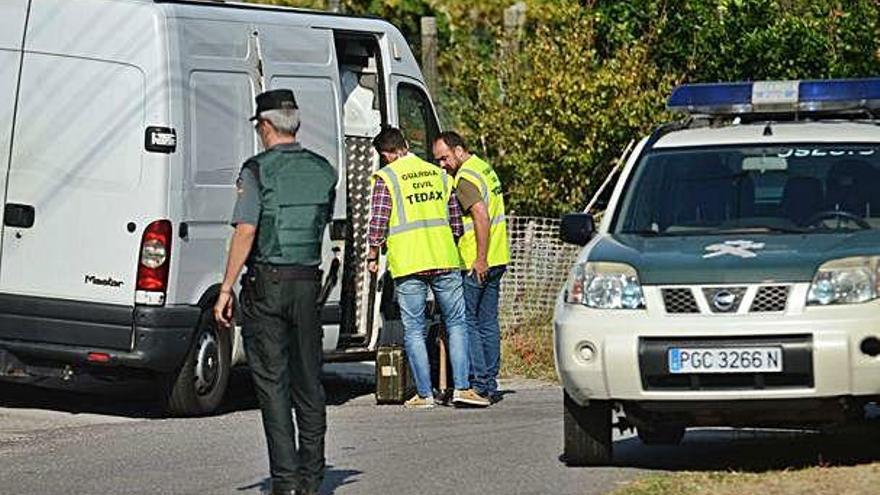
[612,425,880,495]
[614,464,880,495]
[499,317,558,382]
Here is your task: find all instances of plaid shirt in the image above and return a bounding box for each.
[369,177,463,276]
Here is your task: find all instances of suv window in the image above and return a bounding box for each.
[615,144,880,235]
[396,83,439,162]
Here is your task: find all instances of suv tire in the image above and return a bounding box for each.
[563,391,612,466]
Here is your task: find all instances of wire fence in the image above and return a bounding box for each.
[499,216,581,333]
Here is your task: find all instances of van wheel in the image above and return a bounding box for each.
[563,391,612,466]
[637,424,686,445]
[162,308,231,416]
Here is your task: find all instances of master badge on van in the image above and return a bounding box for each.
[84,275,124,288]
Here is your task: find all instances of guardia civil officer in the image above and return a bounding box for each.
[214,89,336,495]
[432,131,510,403]
[367,127,489,409]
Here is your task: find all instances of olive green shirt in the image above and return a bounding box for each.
[455,178,483,212]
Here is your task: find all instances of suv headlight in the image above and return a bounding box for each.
[565,261,645,309]
[807,256,880,306]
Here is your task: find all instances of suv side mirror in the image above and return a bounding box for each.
[559,213,595,246]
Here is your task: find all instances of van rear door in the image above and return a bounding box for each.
[0,1,163,306]
[0,1,29,279]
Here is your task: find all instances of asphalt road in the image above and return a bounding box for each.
[3,364,880,495]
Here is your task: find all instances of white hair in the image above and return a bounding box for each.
[260,109,301,136]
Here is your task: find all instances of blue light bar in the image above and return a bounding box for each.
[667,78,880,115]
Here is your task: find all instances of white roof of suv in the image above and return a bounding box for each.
[655,121,880,148]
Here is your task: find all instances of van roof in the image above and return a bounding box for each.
[152,0,378,20]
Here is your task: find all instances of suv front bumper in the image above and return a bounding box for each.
[554,288,880,406]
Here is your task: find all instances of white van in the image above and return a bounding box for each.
[0,0,440,415]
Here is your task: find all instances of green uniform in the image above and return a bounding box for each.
[233,142,336,495]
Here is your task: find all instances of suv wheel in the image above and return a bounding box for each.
[563,391,612,466]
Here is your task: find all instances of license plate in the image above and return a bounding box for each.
[668,347,783,374]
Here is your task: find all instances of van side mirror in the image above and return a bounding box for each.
[559,213,595,246]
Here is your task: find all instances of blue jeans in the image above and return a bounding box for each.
[396,271,470,398]
[463,265,506,397]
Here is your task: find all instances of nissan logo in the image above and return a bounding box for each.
[712,290,737,312]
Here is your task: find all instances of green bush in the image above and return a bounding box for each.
[441,4,675,216]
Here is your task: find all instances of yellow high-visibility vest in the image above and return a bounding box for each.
[455,155,510,269]
[373,154,460,278]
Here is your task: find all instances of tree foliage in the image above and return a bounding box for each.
[254,0,880,216]
[442,4,675,216]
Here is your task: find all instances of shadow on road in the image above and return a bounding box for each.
[0,362,377,419]
[609,424,880,473]
[0,379,165,418]
[236,464,363,494]
[220,363,377,413]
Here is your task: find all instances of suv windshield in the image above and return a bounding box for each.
[616,144,880,235]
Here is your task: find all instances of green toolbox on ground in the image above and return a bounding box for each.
[375,345,410,404]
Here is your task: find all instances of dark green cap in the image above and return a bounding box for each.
[250,89,298,121]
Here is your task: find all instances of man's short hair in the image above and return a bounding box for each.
[372,127,408,153]
[435,131,468,152]
[260,109,301,136]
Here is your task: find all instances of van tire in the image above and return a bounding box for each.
[162,307,231,416]
[563,391,612,466]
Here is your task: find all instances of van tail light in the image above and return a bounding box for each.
[136,219,172,306]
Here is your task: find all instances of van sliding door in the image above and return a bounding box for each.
[0,0,30,281]
[256,24,344,353]
[174,19,258,308]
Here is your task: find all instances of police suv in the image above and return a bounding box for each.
[555,79,880,465]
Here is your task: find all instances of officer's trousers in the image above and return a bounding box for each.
[241,265,326,494]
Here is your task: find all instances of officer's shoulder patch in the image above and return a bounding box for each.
[235,176,245,196]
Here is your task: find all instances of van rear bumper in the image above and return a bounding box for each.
[0,294,199,376]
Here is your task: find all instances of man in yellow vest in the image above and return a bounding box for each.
[433,131,510,403]
[367,127,489,409]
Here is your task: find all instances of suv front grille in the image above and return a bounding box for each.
[661,284,793,315]
[662,288,699,314]
[750,286,790,313]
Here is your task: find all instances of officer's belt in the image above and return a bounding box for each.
[252,263,321,281]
